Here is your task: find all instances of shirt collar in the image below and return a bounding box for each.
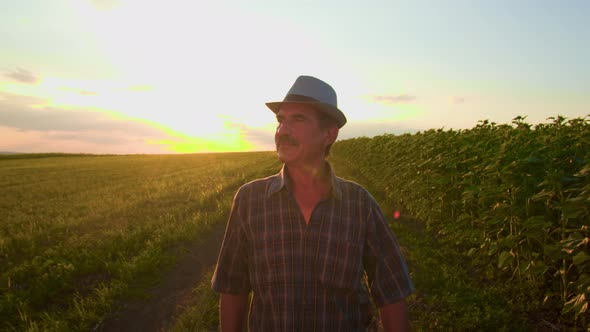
[268,162,343,201]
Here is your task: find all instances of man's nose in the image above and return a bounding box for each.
[276,120,292,135]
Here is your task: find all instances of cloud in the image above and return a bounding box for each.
[60,87,98,96]
[125,85,152,92]
[0,91,177,153]
[0,91,277,153]
[0,125,170,154]
[90,0,119,10]
[0,92,44,106]
[369,94,417,105]
[224,121,275,151]
[5,68,39,84]
[0,92,154,134]
[451,96,469,104]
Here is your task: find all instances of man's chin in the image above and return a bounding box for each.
[276,151,287,163]
[276,149,296,163]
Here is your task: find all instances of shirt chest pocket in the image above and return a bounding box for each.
[251,231,296,285]
[317,239,363,291]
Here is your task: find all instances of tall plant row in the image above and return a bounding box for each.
[332,115,590,328]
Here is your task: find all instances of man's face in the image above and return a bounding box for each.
[274,103,332,166]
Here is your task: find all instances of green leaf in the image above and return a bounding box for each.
[572,251,590,267]
[561,202,585,219]
[487,243,498,256]
[543,244,562,260]
[487,217,504,225]
[531,189,554,202]
[561,176,581,185]
[525,156,543,165]
[456,213,472,223]
[498,251,513,269]
[524,216,550,229]
[576,273,590,291]
[526,260,548,276]
[499,234,516,249]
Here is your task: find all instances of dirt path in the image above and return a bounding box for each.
[97,221,226,332]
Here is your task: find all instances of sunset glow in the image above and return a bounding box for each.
[1,1,588,153]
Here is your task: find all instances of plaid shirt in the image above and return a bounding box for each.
[212,163,413,331]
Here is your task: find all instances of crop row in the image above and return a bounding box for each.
[332,115,589,329]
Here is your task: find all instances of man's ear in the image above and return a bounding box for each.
[325,126,339,145]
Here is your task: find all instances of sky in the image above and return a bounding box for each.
[1,0,588,154]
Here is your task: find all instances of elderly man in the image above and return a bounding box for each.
[212,76,414,331]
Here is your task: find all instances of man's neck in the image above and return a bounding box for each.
[286,160,330,193]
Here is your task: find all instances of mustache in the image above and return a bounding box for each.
[276,135,299,146]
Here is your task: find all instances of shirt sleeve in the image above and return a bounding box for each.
[211,187,252,294]
[363,193,414,307]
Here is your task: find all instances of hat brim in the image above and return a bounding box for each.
[265,101,347,128]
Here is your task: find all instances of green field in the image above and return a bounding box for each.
[1,116,589,331]
[0,152,280,331]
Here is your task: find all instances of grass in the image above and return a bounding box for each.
[169,269,220,332]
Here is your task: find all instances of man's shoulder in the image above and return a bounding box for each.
[333,175,375,200]
[235,173,279,196]
[334,175,368,192]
